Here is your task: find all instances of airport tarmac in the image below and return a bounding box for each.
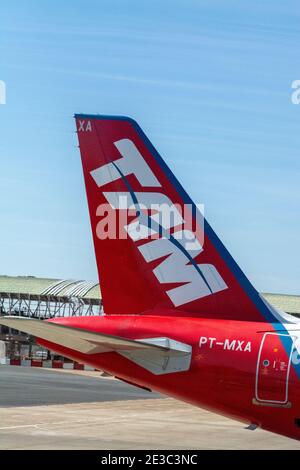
[0,365,158,407]
[1,365,300,450]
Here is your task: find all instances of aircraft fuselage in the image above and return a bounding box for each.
[38,315,300,441]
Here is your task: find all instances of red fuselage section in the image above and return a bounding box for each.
[38,315,300,441]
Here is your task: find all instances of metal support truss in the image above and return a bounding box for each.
[0,292,102,319]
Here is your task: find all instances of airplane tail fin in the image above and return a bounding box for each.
[75,114,278,322]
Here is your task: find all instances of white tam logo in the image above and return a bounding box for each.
[91,138,228,307]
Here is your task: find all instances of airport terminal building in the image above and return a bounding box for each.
[0,275,102,361]
[0,274,300,361]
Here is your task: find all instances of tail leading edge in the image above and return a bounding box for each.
[75,114,278,323]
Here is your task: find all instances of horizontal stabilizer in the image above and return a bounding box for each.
[0,317,191,374]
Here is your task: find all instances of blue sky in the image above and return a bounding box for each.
[0,1,299,294]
